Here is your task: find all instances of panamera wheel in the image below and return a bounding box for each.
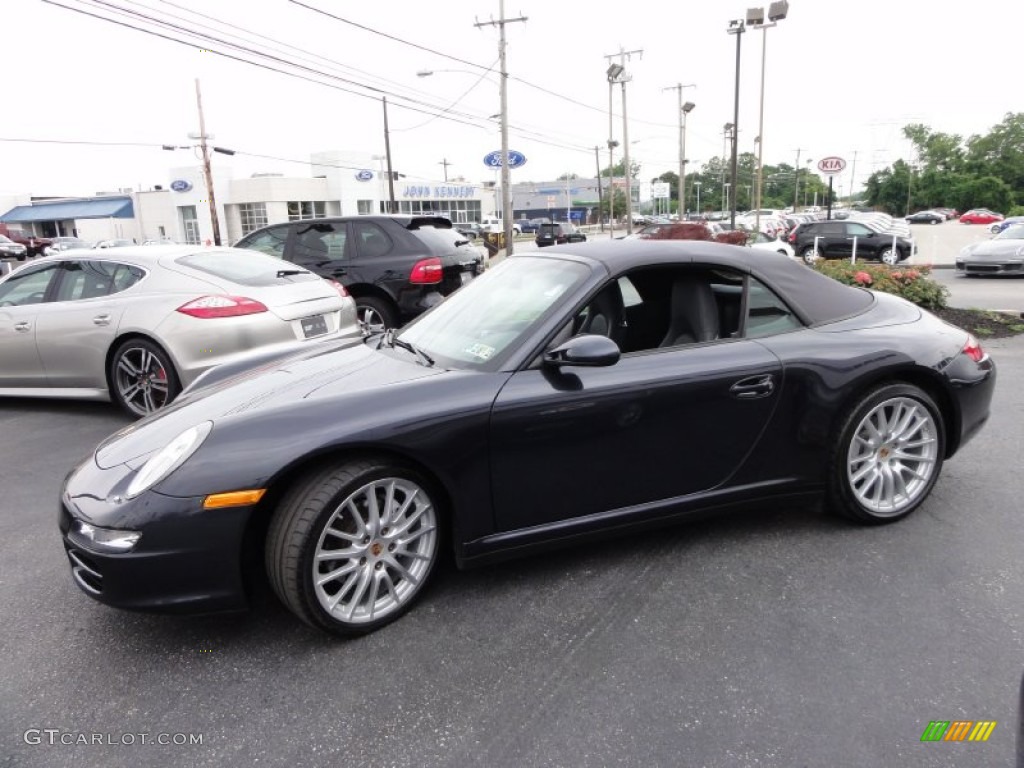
[267,460,440,635]
[828,384,944,524]
[109,338,180,417]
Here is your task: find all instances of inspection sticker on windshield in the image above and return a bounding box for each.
[464,342,495,360]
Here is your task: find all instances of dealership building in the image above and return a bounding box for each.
[0,150,499,246]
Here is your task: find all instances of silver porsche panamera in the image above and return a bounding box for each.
[0,245,360,416]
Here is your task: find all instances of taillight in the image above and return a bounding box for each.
[961,334,986,363]
[176,295,268,319]
[787,231,796,243]
[328,280,349,298]
[409,257,443,284]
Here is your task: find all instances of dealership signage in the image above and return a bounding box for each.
[355,170,374,181]
[169,179,193,192]
[817,157,847,176]
[483,150,527,169]
[401,185,477,199]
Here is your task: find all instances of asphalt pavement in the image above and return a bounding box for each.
[2,333,1022,767]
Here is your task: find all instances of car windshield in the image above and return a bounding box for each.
[398,255,589,371]
[0,235,12,244]
[994,225,1024,240]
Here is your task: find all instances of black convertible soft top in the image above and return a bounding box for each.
[541,239,874,327]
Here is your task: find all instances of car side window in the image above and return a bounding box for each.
[293,222,348,263]
[0,264,60,306]
[239,225,289,259]
[846,223,872,236]
[744,276,802,338]
[54,260,133,301]
[352,221,393,259]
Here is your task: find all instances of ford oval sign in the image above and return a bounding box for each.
[355,169,374,181]
[483,150,527,169]
[169,179,193,192]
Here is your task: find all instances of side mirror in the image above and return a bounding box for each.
[544,334,621,368]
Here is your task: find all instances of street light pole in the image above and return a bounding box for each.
[663,83,696,217]
[726,19,744,229]
[605,47,642,235]
[748,2,789,234]
[694,181,702,215]
[594,145,604,232]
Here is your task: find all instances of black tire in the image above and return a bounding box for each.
[826,383,945,524]
[266,459,441,636]
[356,296,399,334]
[108,338,181,418]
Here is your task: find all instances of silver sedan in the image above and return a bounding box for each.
[0,245,360,416]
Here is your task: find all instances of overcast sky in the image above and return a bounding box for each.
[5,0,1016,199]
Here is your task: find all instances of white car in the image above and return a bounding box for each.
[479,217,521,236]
[747,231,795,259]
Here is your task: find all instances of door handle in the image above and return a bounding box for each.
[14,321,31,332]
[730,374,775,399]
[93,314,111,326]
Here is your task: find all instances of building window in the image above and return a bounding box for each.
[180,206,200,244]
[287,201,326,221]
[357,200,374,215]
[239,203,268,235]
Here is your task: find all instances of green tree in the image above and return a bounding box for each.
[601,160,641,179]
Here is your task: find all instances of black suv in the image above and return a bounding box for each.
[535,222,587,248]
[235,216,482,331]
[789,220,913,265]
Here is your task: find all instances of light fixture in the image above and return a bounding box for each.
[682,101,695,114]
[746,7,765,24]
[606,63,625,81]
[768,0,789,21]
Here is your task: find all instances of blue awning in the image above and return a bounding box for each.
[0,196,134,223]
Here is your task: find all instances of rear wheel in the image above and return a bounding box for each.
[356,296,399,334]
[109,338,180,418]
[266,459,441,635]
[880,247,900,266]
[801,246,822,265]
[826,383,944,524]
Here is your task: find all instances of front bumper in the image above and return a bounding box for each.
[59,458,256,614]
[956,259,1024,276]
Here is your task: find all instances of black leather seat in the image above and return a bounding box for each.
[659,276,720,347]
[579,282,627,346]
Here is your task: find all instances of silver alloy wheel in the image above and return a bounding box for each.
[802,247,820,265]
[880,247,900,265]
[114,346,172,416]
[358,306,386,335]
[846,396,939,517]
[312,477,437,625]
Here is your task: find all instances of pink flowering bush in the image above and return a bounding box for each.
[813,261,948,310]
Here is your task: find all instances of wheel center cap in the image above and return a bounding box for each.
[878,446,891,460]
[370,541,383,557]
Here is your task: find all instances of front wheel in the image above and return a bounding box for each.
[879,247,901,266]
[108,338,180,417]
[826,384,945,524]
[266,460,441,635]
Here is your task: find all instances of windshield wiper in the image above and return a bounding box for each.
[381,328,435,367]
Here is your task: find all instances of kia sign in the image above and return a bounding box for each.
[169,179,193,192]
[483,150,527,169]
[354,169,374,181]
[817,156,847,176]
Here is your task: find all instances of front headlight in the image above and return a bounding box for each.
[125,421,213,499]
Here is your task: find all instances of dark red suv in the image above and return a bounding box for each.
[235,215,483,332]
[0,224,51,259]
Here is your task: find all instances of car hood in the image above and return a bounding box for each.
[962,241,1024,260]
[95,340,448,469]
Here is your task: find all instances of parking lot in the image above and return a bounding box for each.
[2,316,1022,765]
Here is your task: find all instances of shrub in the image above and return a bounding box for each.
[812,261,949,310]
[1007,205,1024,217]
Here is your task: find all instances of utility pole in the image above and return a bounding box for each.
[663,83,695,217]
[383,97,396,213]
[594,146,604,232]
[194,78,221,246]
[476,2,527,256]
[605,47,643,235]
[726,21,744,229]
[439,158,451,182]
[792,147,803,211]
[848,149,858,206]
